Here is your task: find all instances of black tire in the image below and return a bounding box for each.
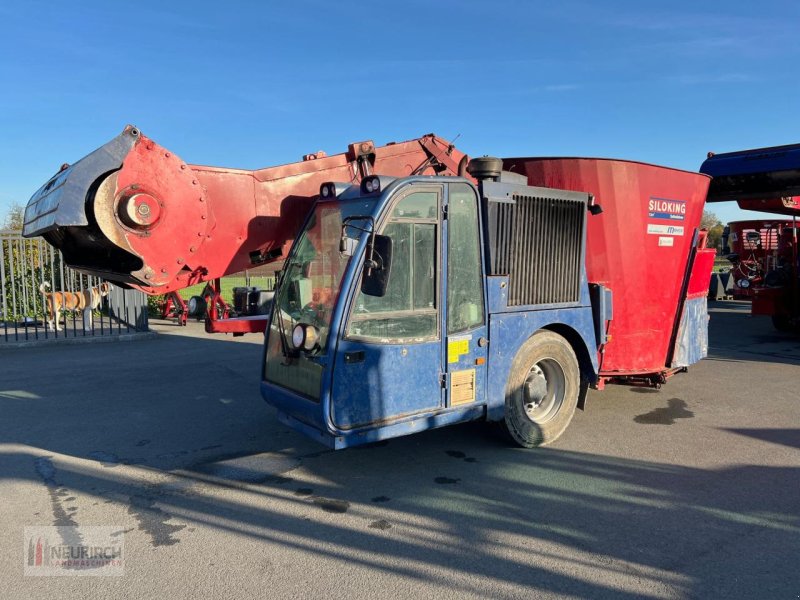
[188,296,207,319]
[772,314,794,333]
[502,330,580,448]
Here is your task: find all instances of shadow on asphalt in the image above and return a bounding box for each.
[705,300,800,366]
[2,310,798,598]
[722,428,800,450]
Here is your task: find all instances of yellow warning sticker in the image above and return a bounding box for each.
[447,339,469,364]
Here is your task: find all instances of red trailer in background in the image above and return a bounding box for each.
[722,219,793,299]
[504,157,715,384]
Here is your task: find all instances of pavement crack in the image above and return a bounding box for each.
[34,456,81,533]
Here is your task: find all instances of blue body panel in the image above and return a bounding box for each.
[330,339,442,429]
[274,402,487,449]
[484,307,597,421]
[259,176,600,448]
[700,143,800,202]
[484,270,598,421]
[700,143,800,178]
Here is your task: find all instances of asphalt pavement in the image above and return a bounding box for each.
[1,302,798,599]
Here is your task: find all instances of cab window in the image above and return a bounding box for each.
[347,190,439,342]
[447,183,485,333]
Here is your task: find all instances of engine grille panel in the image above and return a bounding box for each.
[487,191,587,306]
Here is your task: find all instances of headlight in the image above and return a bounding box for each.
[291,323,320,351]
[292,324,305,348]
[361,175,381,195]
[738,279,751,289]
[320,182,335,198]
[303,325,319,350]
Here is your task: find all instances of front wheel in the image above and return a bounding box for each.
[502,330,580,448]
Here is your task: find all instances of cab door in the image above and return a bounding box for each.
[443,183,488,408]
[331,185,444,429]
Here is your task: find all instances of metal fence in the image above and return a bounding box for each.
[0,230,148,343]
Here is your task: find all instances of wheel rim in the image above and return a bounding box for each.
[522,358,566,424]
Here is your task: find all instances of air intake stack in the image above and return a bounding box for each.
[467,156,504,181]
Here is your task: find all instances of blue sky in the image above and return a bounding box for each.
[1,0,798,225]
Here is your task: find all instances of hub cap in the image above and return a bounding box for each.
[523,359,566,424]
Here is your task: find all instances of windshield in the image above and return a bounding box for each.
[264,199,373,399]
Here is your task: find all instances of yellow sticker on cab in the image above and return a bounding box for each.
[447,339,469,364]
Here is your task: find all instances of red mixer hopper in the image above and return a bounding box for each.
[503,157,714,380]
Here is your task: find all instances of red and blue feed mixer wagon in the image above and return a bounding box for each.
[23,128,715,447]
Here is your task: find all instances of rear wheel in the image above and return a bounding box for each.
[502,330,580,448]
[772,314,795,333]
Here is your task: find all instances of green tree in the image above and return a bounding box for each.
[701,210,721,230]
[3,202,24,230]
[2,202,54,320]
[700,210,724,252]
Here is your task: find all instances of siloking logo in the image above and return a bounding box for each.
[24,526,124,576]
[648,197,686,221]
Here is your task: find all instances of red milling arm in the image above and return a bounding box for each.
[87,130,469,294]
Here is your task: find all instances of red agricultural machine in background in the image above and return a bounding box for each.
[701,144,800,331]
[719,219,794,299]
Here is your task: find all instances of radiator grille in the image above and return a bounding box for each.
[488,193,585,306]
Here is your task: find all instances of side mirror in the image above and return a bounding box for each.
[361,234,393,297]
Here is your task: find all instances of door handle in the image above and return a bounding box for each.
[344,351,365,364]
